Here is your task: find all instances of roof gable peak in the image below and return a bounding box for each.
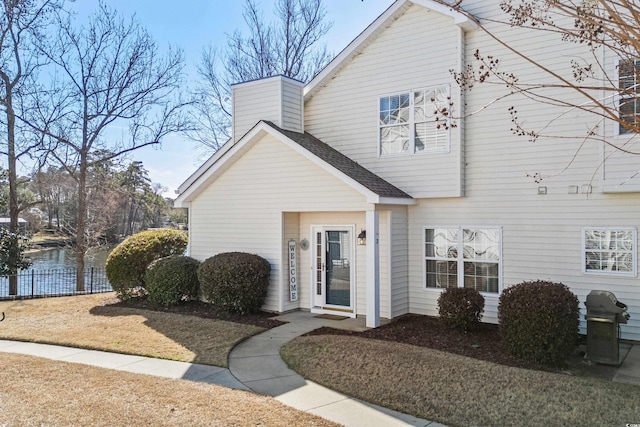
[304,0,476,100]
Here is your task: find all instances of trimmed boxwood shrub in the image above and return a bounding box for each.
[106,229,188,299]
[437,287,485,332]
[145,256,200,307]
[498,280,579,367]
[198,252,271,314]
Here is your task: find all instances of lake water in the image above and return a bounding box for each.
[27,246,113,271]
[0,246,114,298]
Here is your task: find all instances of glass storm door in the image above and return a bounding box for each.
[312,227,353,311]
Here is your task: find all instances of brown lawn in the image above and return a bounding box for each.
[0,293,264,367]
[281,333,640,427]
[0,353,337,426]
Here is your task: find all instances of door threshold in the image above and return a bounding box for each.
[311,307,356,318]
[321,306,353,313]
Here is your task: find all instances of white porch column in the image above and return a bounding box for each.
[366,209,380,328]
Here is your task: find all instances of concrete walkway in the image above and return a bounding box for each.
[229,311,440,426]
[0,311,442,427]
[614,342,640,386]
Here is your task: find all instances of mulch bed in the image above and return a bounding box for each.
[305,314,543,370]
[106,296,286,329]
[305,315,620,380]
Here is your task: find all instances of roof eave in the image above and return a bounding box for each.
[374,196,417,205]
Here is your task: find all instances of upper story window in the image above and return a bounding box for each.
[583,228,636,276]
[379,85,450,156]
[619,59,639,135]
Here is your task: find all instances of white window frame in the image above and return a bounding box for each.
[615,58,640,137]
[378,84,451,157]
[423,226,503,294]
[582,227,637,277]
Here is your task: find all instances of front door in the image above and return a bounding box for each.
[312,226,355,314]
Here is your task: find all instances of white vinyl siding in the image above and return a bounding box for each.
[395,1,640,340]
[232,76,304,142]
[304,4,462,198]
[282,80,304,133]
[601,138,640,192]
[232,81,281,142]
[189,134,370,312]
[388,205,409,317]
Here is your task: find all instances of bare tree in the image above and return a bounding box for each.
[191,0,333,151]
[28,1,189,290]
[0,0,60,294]
[438,1,640,183]
[34,165,74,230]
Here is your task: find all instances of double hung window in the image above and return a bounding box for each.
[379,85,450,156]
[619,59,640,135]
[583,228,636,276]
[424,227,501,293]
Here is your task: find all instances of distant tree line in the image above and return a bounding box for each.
[0,160,187,244]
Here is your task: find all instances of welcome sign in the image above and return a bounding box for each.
[288,240,298,302]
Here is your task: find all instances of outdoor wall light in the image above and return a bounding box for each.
[299,238,309,251]
[357,229,366,245]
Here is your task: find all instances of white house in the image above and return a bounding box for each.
[176,0,640,341]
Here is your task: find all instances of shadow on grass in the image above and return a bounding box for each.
[88,299,284,369]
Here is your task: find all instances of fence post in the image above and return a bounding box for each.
[31,270,35,297]
[90,267,94,294]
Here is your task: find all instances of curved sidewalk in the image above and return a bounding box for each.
[0,311,442,427]
[229,311,440,426]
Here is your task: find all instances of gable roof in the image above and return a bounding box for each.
[175,121,413,207]
[262,121,411,200]
[304,0,477,100]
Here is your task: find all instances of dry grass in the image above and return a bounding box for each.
[0,293,264,367]
[0,353,337,426]
[282,335,640,427]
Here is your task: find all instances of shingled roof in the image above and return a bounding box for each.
[263,121,412,200]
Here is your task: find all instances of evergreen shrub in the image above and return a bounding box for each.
[198,252,270,314]
[145,255,200,307]
[106,229,187,299]
[498,280,580,367]
[437,287,485,332]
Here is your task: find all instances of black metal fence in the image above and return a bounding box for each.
[0,268,113,300]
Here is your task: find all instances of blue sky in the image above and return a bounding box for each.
[68,0,396,196]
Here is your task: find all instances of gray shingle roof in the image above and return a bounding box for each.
[263,121,412,200]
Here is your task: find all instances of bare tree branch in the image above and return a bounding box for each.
[26,1,189,290]
[189,0,333,152]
